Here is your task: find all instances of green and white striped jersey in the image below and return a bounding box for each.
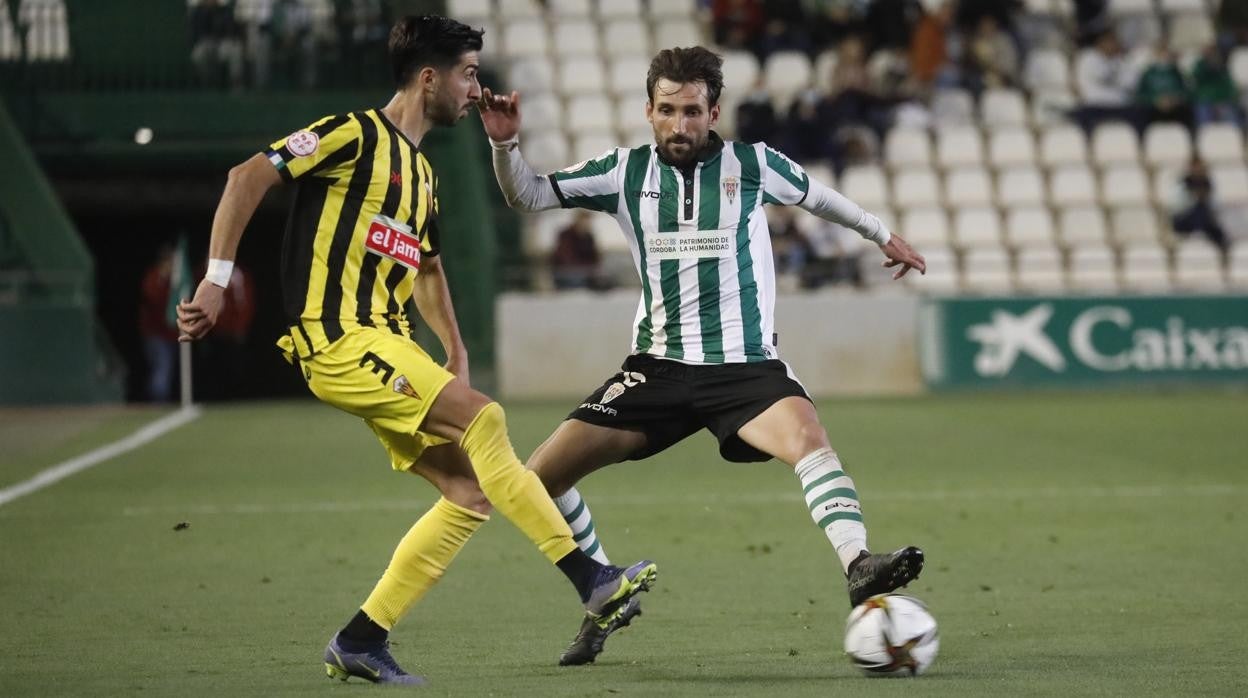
[549,135,809,365]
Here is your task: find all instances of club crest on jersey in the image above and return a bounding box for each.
[287,130,319,157]
[601,382,626,404]
[722,176,739,204]
[393,375,420,399]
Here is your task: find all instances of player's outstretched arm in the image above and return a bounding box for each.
[478,87,561,212]
[411,254,470,384]
[795,174,925,280]
[177,153,280,342]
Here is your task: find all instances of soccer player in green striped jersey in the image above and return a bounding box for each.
[480,46,927,665]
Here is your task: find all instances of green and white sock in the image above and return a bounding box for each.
[796,448,867,573]
[554,487,610,565]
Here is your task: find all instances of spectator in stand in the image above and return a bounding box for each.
[1073,0,1111,46]
[712,0,765,54]
[332,0,389,84]
[1169,157,1231,250]
[1135,43,1192,129]
[138,244,180,402]
[1072,30,1140,134]
[270,0,321,89]
[1190,45,1243,128]
[909,0,956,91]
[963,14,1019,94]
[862,0,924,52]
[190,0,245,90]
[783,86,833,163]
[803,0,863,48]
[735,77,779,144]
[757,0,812,58]
[1216,0,1248,50]
[551,211,605,291]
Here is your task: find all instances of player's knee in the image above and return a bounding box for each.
[443,476,492,515]
[791,423,831,462]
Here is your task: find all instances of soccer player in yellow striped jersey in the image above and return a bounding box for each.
[481,47,927,665]
[175,15,656,685]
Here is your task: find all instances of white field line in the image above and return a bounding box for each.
[0,406,203,508]
[119,483,1244,517]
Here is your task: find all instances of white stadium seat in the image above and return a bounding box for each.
[884,127,932,170]
[607,55,650,97]
[1031,89,1077,128]
[1005,207,1057,248]
[653,18,702,51]
[448,0,493,19]
[502,19,548,57]
[1120,244,1172,291]
[525,209,575,257]
[988,128,1038,169]
[945,168,994,207]
[1101,165,1151,207]
[961,247,1014,293]
[1196,123,1246,164]
[1231,47,1248,90]
[905,245,959,293]
[497,0,542,20]
[813,48,839,92]
[762,51,813,105]
[952,207,1003,248]
[1110,206,1162,248]
[1229,245,1248,289]
[1059,206,1109,248]
[558,55,607,95]
[570,133,618,164]
[1168,13,1215,53]
[1068,245,1119,291]
[1091,123,1141,166]
[1015,246,1066,292]
[930,89,975,127]
[600,0,644,20]
[614,92,649,131]
[552,19,599,57]
[1143,123,1192,168]
[892,169,942,209]
[1025,49,1070,92]
[1049,165,1099,207]
[720,50,760,101]
[1211,165,1248,205]
[548,0,592,16]
[519,93,564,136]
[1174,239,1226,291]
[602,19,651,59]
[507,56,556,94]
[997,167,1047,208]
[900,207,951,248]
[979,88,1029,130]
[524,131,571,175]
[565,93,614,134]
[1039,125,1088,168]
[840,165,890,209]
[935,126,984,169]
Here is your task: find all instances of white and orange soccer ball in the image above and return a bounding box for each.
[843,594,939,677]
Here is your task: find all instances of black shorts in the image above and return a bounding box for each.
[567,353,811,463]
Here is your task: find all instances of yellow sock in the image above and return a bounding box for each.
[360,497,487,630]
[460,402,577,563]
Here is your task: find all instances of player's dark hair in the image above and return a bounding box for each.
[388,15,484,88]
[646,46,725,106]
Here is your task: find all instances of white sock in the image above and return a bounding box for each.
[554,487,610,565]
[795,448,867,574]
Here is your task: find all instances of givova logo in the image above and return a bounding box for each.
[967,304,1248,376]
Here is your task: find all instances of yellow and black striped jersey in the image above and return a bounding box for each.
[265,109,440,358]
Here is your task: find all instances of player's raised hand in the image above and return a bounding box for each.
[477,87,521,142]
[176,278,226,342]
[880,233,926,280]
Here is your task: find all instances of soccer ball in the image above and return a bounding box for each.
[843,594,939,676]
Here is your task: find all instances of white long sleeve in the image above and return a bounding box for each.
[489,137,562,212]
[798,176,891,246]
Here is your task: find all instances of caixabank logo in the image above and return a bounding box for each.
[924,297,1248,386]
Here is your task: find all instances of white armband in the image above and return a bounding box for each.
[206,258,234,288]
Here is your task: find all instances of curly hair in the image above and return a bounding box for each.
[646,46,725,106]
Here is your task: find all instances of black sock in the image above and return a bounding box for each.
[337,609,388,651]
[556,549,604,602]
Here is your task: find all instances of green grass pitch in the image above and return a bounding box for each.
[1,392,1245,696]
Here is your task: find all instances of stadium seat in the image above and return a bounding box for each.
[1005,207,1057,248]
[1108,0,1154,15]
[648,0,695,19]
[935,126,984,169]
[623,125,654,147]
[0,6,16,61]
[1196,123,1246,164]
[600,0,644,20]
[589,210,629,251]
[1120,244,1172,291]
[1211,165,1248,205]
[988,128,1037,169]
[1110,206,1163,248]
[1101,165,1151,207]
[448,0,493,20]
[565,93,614,134]
[883,127,932,171]
[1067,245,1119,291]
[503,20,549,57]
[523,131,571,174]
[803,162,835,190]
[1039,125,1088,168]
[904,245,958,293]
[613,91,649,131]
[1174,239,1226,291]
[1025,49,1070,92]
[1049,165,1099,207]
[1015,246,1066,292]
[558,56,607,95]
[979,88,1029,130]
[762,51,813,106]
[552,19,599,57]
[945,168,994,207]
[840,165,890,209]
[1168,13,1215,53]
[525,209,575,257]
[1059,206,1109,248]
[952,207,1003,248]
[1030,89,1077,128]
[519,93,564,136]
[548,0,592,16]
[720,50,760,100]
[961,247,1014,293]
[602,20,651,59]
[1229,245,1248,288]
[892,169,942,209]
[997,167,1047,208]
[812,48,838,92]
[930,89,975,127]
[1092,123,1141,166]
[507,56,556,94]
[1143,123,1192,169]
[497,0,542,20]
[900,207,951,248]
[607,55,650,97]
[571,133,618,164]
[653,18,702,51]
[1231,47,1248,90]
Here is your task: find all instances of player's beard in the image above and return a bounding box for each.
[427,87,464,127]
[656,133,704,166]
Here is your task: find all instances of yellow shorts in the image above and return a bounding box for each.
[285,327,456,471]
